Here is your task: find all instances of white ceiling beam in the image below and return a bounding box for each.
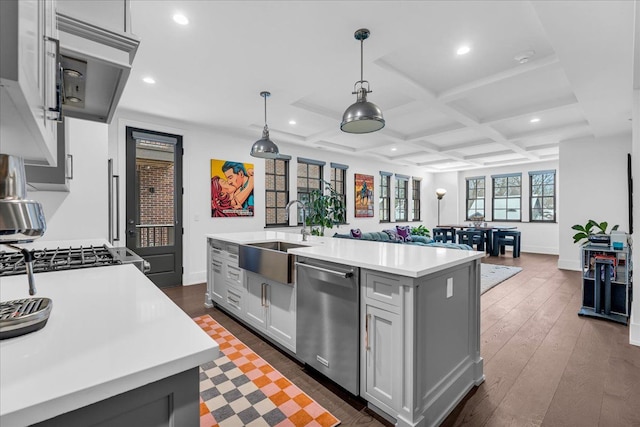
[481,98,579,125]
[437,54,560,103]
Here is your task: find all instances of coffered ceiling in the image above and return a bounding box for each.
[118,1,639,172]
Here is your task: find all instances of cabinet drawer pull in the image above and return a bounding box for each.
[365,314,371,351]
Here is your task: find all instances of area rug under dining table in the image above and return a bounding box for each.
[195,314,340,427]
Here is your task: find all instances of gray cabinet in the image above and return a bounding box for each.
[26,118,72,191]
[1,0,60,166]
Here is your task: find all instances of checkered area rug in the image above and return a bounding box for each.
[195,315,340,427]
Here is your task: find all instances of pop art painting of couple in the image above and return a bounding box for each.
[211,159,254,217]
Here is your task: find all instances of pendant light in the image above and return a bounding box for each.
[250,91,280,159]
[340,28,385,134]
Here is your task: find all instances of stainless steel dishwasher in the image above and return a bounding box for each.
[295,256,360,395]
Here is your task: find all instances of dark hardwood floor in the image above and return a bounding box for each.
[163,253,640,427]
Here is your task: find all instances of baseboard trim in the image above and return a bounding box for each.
[184,271,206,286]
[557,258,580,271]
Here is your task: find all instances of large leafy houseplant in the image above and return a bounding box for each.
[305,181,346,236]
[571,219,619,244]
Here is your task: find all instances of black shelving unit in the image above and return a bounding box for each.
[579,244,632,325]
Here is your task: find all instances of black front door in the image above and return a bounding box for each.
[125,127,183,287]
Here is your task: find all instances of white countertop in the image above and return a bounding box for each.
[207,231,484,278]
[0,264,219,427]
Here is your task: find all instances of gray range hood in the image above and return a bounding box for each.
[56,12,139,124]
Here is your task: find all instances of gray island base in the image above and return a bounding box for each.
[206,232,485,427]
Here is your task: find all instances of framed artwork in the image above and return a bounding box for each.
[211,159,254,217]
[354,173,374,218]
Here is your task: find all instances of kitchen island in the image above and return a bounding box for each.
[206,231,485,427]
[0,264,219,427]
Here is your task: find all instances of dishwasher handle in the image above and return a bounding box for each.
[295,261,354,278]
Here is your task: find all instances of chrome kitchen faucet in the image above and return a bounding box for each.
[285,200,309,241]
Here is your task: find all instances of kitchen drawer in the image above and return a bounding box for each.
[362,269,410,310]
[225,287,244,317]
[225,263,244,290]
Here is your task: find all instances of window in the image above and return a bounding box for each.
[379,172,391,222]
[265,156,290,226]
[330,163,348,224]
[465,177,485,220]
[297,157,325,224]
[530,170,556,222]
[412,178,421,221]
[492,173,521,221]
[395,174,409,222]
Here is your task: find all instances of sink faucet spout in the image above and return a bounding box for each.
[285,200,309,241]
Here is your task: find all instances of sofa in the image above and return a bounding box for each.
[333,229,473,250]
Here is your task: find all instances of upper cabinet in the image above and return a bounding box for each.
[0,0,61,166]
[55,0,139,123]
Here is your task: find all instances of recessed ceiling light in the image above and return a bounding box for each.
[143,76,156,84]
[456,45,471,55]
[289,120,296,125]
[173,14,189,25]
[530,117,540,123]
[391,147,397,151]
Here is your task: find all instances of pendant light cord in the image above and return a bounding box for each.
[264,95,268,126]
[360,38,364,83]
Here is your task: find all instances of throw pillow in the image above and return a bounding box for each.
[383,229,402,242]
[396,225,413,242]
[350,228,362,239]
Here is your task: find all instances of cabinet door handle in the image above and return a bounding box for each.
[261,283,269,307]
[44,36,63,122]
[365,314,371,351]
[66,154,73,180]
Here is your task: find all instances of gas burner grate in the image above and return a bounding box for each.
[0,245,121,276]
[0,297,53,340]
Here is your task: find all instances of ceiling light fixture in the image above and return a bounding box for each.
[289,120,296,125]
[391,147,397,151]
[142,76,156,84]
[514,49,535,64]
[530,117,541,123]
[340,28,385,134]
[250,91,279,159]
[456,45,471,55]
[173,14,189,25]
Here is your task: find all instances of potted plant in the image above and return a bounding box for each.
[410,225,431,237]
[305,181,346,236]
[571,219,619,245]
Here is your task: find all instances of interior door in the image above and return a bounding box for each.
[126,127,183,287]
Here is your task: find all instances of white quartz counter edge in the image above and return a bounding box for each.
[207,231,484,278]
[0,264,219,427]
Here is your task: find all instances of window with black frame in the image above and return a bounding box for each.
[330,163,348,224]
[265,156,290,226]
[466,176,485,220]
[529,170,556,222]
[412,177,421,221]
[297,157,325,224]
[492,173,521,221]
[379,172,391,222]
[395,174,409,222]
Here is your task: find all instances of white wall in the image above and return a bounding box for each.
[457,160,560,255]
[558,134,632,270]
[631,88,639,346]
[108,108,436,285]
[26,118,109,242]
[433,172,459,225]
